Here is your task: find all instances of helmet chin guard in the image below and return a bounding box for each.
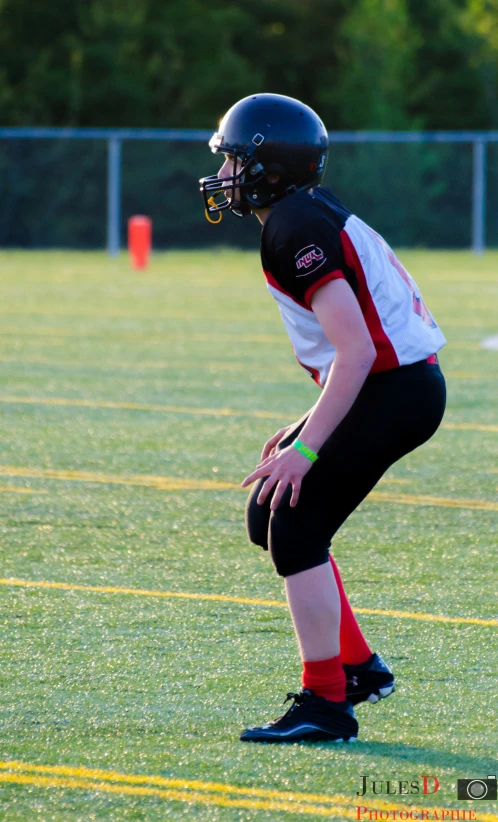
[200,153,265,221]
[200,93,329,223]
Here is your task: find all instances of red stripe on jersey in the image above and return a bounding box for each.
[340,229,399,373]
[304,270,346,309]
[263,269,310,310]
[296,356,322,387]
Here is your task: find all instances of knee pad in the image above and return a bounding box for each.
[268,492,331,577]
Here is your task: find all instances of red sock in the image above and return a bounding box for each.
[329,555,372,666]
[302,655,346,702]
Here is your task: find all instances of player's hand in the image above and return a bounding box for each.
[241,444,313,509]
[260,425,292,461]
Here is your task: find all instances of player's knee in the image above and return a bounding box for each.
[269,540,330,577]
[269,511,330,577]
[268,541,296,576]
[245,483,270,550]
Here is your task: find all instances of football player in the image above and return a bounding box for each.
[200,94,446,743]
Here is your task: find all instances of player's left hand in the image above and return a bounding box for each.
[241,445,313,509]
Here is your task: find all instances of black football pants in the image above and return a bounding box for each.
[245,360,446,577]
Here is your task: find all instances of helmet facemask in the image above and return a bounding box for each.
[200,142,266,221]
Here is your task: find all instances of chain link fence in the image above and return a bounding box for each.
[0,128,497,252]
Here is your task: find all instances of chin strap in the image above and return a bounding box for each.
[205,196,223,224]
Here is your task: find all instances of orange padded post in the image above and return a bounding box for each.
[128,215,152,269]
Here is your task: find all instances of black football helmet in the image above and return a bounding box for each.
[200,93,329,221]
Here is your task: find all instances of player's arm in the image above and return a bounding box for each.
[260,401,319,460]
[242,278,375,507]
[296,278,376,453]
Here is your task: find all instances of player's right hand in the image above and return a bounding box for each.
[261,426,292,461]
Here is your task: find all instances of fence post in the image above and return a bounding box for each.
[107,136,122,256]
[472,139,486,255]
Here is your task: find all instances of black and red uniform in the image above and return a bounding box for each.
[246,187,446,577]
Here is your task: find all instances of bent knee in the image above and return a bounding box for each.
[245,482,270,550]
[269,510,330,577]
[270,547,330,577]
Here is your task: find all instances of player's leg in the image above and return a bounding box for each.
[243,426,368,742]
[327,361,445,703]
[241,556,358,743]
[328,554,394,705]
[241,360,445,741]
[245,426,366,696]
[328,555,371,665]
[246,415,375,666]
[284,561,340,662]
[277,360,444,702]
[245,417,377,694]
[243,433,358,742]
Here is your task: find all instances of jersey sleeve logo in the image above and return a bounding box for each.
[295,245,327,277]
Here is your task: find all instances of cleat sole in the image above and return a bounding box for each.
[379,684,395,698]
[241,734,358,743]
[352,683,395,706]
[366,683,395,705]
[240,728,359,743]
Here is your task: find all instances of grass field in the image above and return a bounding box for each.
[0,249,496,822]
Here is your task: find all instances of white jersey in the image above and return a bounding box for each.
[260,187,446,387]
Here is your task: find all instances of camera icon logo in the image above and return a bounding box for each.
[457,775,497,800]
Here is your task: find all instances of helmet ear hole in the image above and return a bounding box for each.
[265,162,291,191]
[266,162,287,177]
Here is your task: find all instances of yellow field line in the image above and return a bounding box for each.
[448,342,482,350]
[442,421,498,432]
[440,318,498,326]
[0,464,404,490]
[0,577,287,609]
[0,328,71,337]
[0,339,64,346]
[2,762,498,821]
[0,395,280,419]
[445,371,481,378]
[1,577,496,627]
[1,396,497,434]
[0,464,496,512]
[348,605,498,627]
[0,307,199,320]
[0,484,47,494]
[375,477,410,484]
[0,355,300,374]
[0,327,288,343]
[0,772,347,817]
[0,355,489,381]
[367,490,498,512]
[0,357,487,381]
[0,760,354,805]
[0,465,237,491]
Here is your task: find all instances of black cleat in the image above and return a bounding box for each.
[240,689,358,743]
[343,653,395,706]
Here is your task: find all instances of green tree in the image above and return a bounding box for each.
[328,0,419,129]
[460,0,498,126]
[406,0,495,129]
[1,0,498,129]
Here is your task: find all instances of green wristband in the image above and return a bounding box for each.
[293,439,319,463]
